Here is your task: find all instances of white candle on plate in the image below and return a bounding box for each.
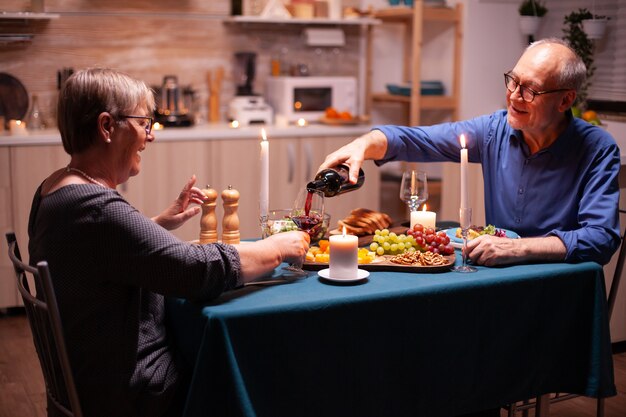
[460,134,469,209]
[259,128,269,219]
[329,227,358,279]
[410,204,436,229]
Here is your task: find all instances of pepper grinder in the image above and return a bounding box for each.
[221,185,240,244]
[199,185,218,244]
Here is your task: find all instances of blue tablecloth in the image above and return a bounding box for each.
[166,257,616,417]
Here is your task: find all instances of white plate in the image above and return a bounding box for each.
[443,227,520,249]
[318,268,370,282]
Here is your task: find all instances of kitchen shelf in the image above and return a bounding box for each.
[366,1,463,125]
[0,12,60,20]
[226,16,380,26]
[0,33,33,43]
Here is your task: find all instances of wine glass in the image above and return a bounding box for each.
[400,170,428,212]
[452,207,477,273]
[284,188,325,275]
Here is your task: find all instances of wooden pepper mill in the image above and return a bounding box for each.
[221,185,240,244]
[199,185,218,244]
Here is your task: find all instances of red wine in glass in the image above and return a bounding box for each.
[291,213,322,238]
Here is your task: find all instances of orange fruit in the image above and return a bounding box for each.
[582,110,598,122]
[325,107,339,119]
[339,111,353,120]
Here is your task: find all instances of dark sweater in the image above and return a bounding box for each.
[28,183,241,417]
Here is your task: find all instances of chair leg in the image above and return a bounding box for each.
[506,402,517,417]
[535,394,550,417]
[597,397,605,417]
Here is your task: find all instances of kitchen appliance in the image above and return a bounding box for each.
[154,75,193,127]
[227,52,273,125]
[265,76,357,123]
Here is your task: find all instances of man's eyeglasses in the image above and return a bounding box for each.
[504,73,571,103]
[119,114,154,136]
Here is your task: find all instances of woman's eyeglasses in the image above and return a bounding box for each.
[504,73,571,103]
[119,115,154,135]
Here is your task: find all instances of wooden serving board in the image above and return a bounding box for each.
[302,252,455,273]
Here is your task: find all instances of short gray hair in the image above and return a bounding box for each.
[57,68,155,154]
[526,37,587,92]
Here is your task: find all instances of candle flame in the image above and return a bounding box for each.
[297,118,307,127]
[261,127,267,141]
[422,204,428,212]
[16,120,23,126]
[230,120,240,128]
[460,134,466,149]
[342,226,346,237]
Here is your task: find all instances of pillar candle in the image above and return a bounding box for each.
[460,134,469,209]
[329,228,358,279]
[260,128,269,219]
[410,205,436,229]
[9,120,27,135]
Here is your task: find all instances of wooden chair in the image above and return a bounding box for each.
[506,209,626,417]
[5,232,83,417]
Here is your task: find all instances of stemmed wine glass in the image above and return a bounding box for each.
[400,170,428,212]
[284,188,325,275]
[452,207,477,273]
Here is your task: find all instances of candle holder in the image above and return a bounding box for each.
[452,207,477,273]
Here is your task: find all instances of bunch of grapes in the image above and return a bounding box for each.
[369,224,455,256]
[406,224,455,255]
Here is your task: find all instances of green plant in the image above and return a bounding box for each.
[518,0,548,17]
[562,8,595,108]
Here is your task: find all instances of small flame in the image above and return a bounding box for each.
[16,120,23,126]
[422,204,428,212]
[297,118,307,127]
[261,127,267,141]
[460,134,466,149]
[342,226,347,237]
[230,120,240,128]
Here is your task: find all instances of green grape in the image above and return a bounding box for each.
[382,241,391,251]
[375,229,381,236]
[381,229,390,236]
[376,246,385,256]
[390,243,398,252]
[369,242,379,251]
[397,242,405,251]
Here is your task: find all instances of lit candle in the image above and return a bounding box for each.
[296,118,308,127]
[410,204,437,229]
[329,227,358,279]
[260,128,269,220]
[9,120,27,135]
[230,120,240,128]
[460,134,469,209]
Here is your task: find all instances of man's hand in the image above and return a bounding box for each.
[465,235,566,266]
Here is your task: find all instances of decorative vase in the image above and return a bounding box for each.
[519,16,542,37]
[582,18,608,40]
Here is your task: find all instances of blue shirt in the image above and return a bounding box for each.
[375,109,621,264]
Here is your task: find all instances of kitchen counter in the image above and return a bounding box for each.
[0,123,374,147]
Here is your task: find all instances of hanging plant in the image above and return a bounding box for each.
[562,8,595,109]
[518,0,548,17]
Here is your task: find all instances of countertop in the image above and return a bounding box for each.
[0,123,374,147]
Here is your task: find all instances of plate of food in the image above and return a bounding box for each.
[444,225,519,248]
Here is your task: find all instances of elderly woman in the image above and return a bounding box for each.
[28,68,309,417]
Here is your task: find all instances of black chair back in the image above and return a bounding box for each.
[5,232,83,417]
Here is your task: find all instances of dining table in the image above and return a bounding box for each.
[165,252,616,417]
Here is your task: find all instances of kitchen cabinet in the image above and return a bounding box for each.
[0,12,60,45]
[367,1,463,126]
[0,147,17,308]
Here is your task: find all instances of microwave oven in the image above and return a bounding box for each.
[265,76,357,122]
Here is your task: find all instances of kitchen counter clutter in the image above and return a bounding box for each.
[0,122,374,146]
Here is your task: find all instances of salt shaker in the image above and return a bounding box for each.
[199,185,218,244]
[221,185,240,244]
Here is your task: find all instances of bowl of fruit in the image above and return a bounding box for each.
[262,209,331,244]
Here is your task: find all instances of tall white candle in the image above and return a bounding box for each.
[460,134,469,209]
[329,228,358,279]
[260,128,269,219]
[410,204,437,229]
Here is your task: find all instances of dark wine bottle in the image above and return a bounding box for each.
[306,164,365,197]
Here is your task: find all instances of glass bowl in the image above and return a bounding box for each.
[261,209,331,244]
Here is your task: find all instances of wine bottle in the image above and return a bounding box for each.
[306,164,364,197]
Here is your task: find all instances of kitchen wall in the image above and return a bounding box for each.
[0,0,363,127]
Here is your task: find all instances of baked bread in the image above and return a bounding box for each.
[337,208,392,236]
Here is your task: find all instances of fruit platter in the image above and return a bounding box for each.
[303,223,456,273]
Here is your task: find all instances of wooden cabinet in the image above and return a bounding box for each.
[367,1,463,126]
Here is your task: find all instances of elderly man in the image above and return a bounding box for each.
[319,38,620,268]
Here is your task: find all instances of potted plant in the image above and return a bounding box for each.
[518,0,548,40]
[563,9,595,110]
